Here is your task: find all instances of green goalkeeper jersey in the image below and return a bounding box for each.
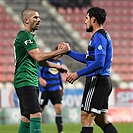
[14,30,38,88]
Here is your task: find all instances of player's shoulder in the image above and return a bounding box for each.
[17,29,33,39]
[94,29,108,42]
[18,29,29,36]
[96,29,106,37]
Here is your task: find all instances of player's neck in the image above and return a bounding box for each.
[24,26,35,34]
[92,25,103,35]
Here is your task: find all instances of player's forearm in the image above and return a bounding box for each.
[77,54,105,77]
[47,61,60,68]
[29,48,64,62]
[38,50,64,62]
[68,50,86,63]
[38,60,60,68]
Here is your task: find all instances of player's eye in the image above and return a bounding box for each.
[34,16,38,19]
[34,17,37,19]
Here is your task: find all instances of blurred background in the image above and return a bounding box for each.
[0,0,133,127]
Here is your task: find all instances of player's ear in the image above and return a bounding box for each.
[24,18,29,24]
[90,16,95,24]
[92,17,96,23]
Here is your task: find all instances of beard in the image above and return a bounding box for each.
[31,23,39,31]
[86,25,93,32]
[32,27,39,30]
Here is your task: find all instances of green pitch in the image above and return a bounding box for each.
[0,123,133,133]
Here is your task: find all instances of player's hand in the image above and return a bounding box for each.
[38,77,47,87]
[58,42,70,54]
[66,72,79,84]
[58,65,68,73]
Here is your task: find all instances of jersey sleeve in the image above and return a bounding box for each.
[77,54,105,77]
[94,35,107,56]
[38,66,43,78]
[68,50,86,63]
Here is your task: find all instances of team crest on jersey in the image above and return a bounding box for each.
[49,68,59,75]
[98,45,102,50]
[24,39,33,45]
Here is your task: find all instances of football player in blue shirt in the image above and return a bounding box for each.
[61,7,118,133]
[38,55,64,133]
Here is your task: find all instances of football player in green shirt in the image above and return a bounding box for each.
[14,8,69,133]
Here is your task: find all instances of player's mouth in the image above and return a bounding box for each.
[36,23,40,27]
[36,24,39,27]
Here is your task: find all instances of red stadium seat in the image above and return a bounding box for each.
[13,23,20,30]
[97,1,105,7]
[8,56,14,65]
[0,5,4,13]
[73,16,82,23]
[113,24,121,31]
[0,23,3,30]
[81,7,87,15]
[113,16,120,23]
[113,32,120,39]
[112,64,120,73]
[4,15,12,21]
[106,1,113,8]
[7,65,15,73]
[121,1,129,8]
[113,40,120,47]
[112,57,119,65]
[73,7,80,14]
[129,65,133,73]
[0,73,6,82]
[120,65,128,73]
[72,23,82,31]
[66,7,73,15]
[0,56,7,65]
[113,48,121,55]
[114,1,121,8]
[57,7,66,15]
[3,31,11,38]
[0,64,7,73]
[6,73,14,82]
[65,15,74,23]
[120,73,133,82]
[130,17,133,23]
[131,9,133,15]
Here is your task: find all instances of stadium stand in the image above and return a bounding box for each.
[0,0,132,89]
[0,4,19,84]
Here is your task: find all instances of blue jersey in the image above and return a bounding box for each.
[68,29,113,77]
[38,59,63,92]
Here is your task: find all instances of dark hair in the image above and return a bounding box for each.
[87,7,107,24]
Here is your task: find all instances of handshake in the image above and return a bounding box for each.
[57,42,79,84]
[57,42,71,54]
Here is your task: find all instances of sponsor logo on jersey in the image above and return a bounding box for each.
[49,68,59,75]
[24,39,33,45]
